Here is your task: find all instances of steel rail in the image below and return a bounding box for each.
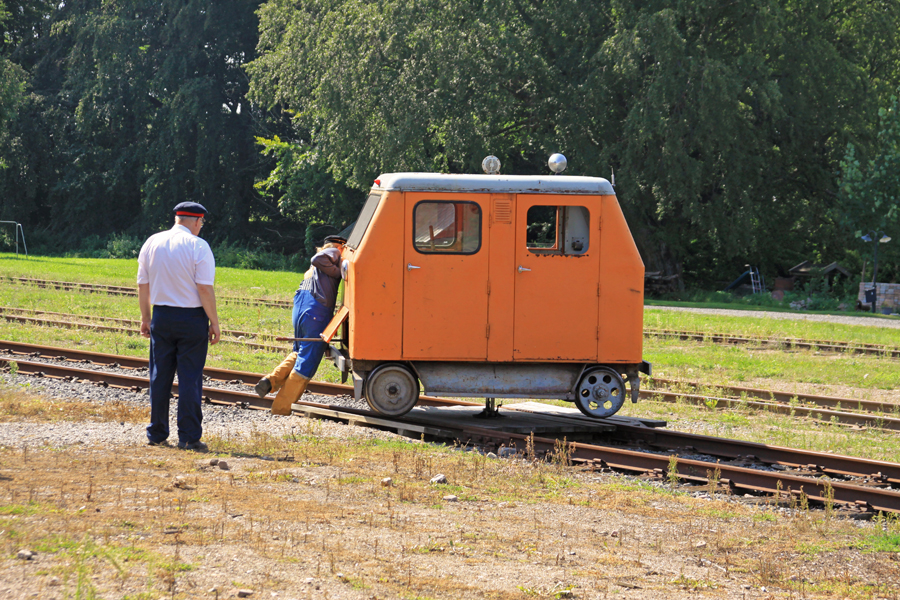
[0,306,277,341]
[645,327,900,358]
[503,404,900,484]
[2,350,900,513]
[0,313,288,354]
[0,340,346,396]
[637,388,900,431]
[0,306,283,349]
[2,338,896,432]
[1,276,292,309]
[650,377,899,415]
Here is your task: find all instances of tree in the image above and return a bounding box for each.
[248,0,900,281]
[0,0,29,167]
[839,92,900,280]
[0,0,278,250]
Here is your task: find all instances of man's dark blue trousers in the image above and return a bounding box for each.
[146,306,208,445]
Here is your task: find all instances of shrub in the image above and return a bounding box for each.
[212,241,308,272]
[106,233,143,258]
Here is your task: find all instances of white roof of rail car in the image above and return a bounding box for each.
[373,173,615,195]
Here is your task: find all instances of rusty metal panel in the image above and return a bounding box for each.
[413,362,582,399]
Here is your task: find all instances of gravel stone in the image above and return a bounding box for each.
[0,351,402,448]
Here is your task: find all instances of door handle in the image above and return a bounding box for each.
[517,265,531,273]
[407,263,421,271]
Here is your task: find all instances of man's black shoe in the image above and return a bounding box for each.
[177,441,208,451]
[254,377,272,398]
[147,439,169,447]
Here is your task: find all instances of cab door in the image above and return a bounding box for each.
[403,193,488,360]
[513,195,600,361]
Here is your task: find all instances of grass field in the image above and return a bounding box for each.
[0,253,301,299]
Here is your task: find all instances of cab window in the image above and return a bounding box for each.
[413,201,481,254]
[526,205,590,255]
[345,193,381,250]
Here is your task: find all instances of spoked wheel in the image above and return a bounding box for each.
[575,367,626,418]
[365,363,420,416]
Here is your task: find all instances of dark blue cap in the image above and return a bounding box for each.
[173,202,208,217]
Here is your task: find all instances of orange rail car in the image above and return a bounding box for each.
[322,155,650,419]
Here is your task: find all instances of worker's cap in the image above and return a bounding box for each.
[324,235,347,244]
[173,202,208,218]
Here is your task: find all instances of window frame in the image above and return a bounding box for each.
[525,204,590,256]
[411,199,483,256]
[345,193,383,250]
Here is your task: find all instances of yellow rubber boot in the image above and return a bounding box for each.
[254,352,297,398]
[270,370,310,416]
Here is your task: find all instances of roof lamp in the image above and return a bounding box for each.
[548,153,567,174]
[482,155,501,175]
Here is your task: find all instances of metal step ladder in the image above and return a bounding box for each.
[749,266,764,294]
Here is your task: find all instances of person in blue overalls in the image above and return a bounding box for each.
[255,235,345,415]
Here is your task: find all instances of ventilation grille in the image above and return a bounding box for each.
[493,199,512,224]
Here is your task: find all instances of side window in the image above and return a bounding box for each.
[413,201,482,254]
[346,193,381,250]
[526,205,590,255]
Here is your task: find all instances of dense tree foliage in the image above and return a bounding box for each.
[0,0,301,252]
[1,0,898,283]
[248,0,900,280]
[839,92,900,277]
[0,0,29,166]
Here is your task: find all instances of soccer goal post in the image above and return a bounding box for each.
[0,221,28,257]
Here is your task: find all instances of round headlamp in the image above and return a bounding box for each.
[341,259,350,280]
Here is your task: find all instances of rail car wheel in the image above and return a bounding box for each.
[365,364,420,416]
[575,367,626,419]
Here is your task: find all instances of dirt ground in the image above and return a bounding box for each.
[1,417,899,600]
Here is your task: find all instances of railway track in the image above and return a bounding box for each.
[645,327,900,358]
[2,309,896,430]
[5,276,896,356]
[2,340,899,515]
[0,307,288,353]
[650,377,899,415]
[639,385,900,431]
[1,276,293,309]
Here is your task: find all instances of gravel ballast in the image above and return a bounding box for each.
[0,359,395,448]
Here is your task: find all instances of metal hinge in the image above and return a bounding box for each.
[596,325,600,340]
[597,283,601,297]
[598,215,603,231]
[487,280,491,296]
[486,323,491,339]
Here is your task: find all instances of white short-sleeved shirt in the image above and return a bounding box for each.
[137,224,215,307]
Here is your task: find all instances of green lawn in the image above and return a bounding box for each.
[0,253,302,299]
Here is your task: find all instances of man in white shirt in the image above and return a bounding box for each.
[137,202,220,450]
